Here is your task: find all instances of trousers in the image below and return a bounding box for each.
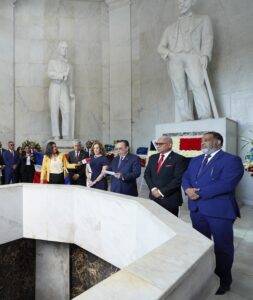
[168,52,212,122]
[190,210,234,287]
[49,81,70,138]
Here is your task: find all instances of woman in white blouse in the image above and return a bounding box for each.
[40,142,76,184]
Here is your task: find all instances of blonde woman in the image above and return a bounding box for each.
[40,142,76,184]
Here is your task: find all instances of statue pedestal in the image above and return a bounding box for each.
[156,118,238,155]
[50,139,75,154]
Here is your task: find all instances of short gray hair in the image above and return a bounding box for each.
[73,140,81,146]
[161,134,173,144]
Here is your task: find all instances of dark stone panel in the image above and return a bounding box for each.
[0,239,36,300]
[70,244,120,299]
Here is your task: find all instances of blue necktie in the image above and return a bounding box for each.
[117,157,123,169]
[197,154,211,177]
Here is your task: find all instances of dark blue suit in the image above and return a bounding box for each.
[182,150,244,287]
[109,153,141,197]
[3,150,20,184]
[0,148,7,184]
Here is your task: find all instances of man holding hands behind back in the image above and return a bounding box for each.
[182,132,244,295]
[144,135,186,217]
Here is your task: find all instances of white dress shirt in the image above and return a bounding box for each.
[206,149,222,164]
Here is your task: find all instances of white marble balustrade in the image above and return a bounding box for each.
[0,184,218,299]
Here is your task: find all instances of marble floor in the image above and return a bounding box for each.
[179,205,253,300]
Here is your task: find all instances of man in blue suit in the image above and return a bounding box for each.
[3,141,20,184]
[109,140,141,197]
[182,132,244,295]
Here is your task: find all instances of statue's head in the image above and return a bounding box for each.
[177,0,196,15]
[57,41,68,58]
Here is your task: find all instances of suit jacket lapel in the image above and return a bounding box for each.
[157,151,173,173]
[198,150,224,177]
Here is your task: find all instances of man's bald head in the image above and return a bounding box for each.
[155,135,173,154]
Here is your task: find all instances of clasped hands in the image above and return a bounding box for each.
[185,188,200,200]
[151,188,162,199]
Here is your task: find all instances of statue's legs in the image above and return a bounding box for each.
[49,83,60,139]
[169,57,194,122]
[59,84,70,139]
[184,54,212,119]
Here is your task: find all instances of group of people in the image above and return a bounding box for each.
[0,141,43,185]
[39,139,141,197]
[0,131,244,295]
[145,132,244,296]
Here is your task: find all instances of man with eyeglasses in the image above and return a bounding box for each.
[3,141,20,184]
[144,135,187,216]
[109,140,141,197]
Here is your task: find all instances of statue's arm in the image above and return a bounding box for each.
[157,28,172,60]
[201,16,213,62]
[48,60,63,80]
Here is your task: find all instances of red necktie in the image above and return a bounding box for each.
[156,154,165,173]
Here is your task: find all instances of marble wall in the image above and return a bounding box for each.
[14,0,105,146]
[0,0,14,145]
[131,0,253,151]
[70,244,119,298]
[0,238,36,299]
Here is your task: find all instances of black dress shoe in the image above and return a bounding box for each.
[215,285,230,295]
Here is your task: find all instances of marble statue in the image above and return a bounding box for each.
[158,0,217,122]
[48,41,75,140]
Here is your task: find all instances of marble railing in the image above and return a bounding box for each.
[0,184,218,299]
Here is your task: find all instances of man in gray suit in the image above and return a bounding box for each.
[158,0,213,122]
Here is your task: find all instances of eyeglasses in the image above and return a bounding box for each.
[155,142,167,146]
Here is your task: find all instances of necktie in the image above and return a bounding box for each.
[118,157,123,169]
[156,154,165,173]
[197,154,211,177]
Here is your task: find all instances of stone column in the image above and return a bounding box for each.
[105,0,132,144]
[35,241,69,300]
[0,1,15,145]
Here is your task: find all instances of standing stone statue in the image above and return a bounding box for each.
[48,41,75,140]
[158,0,216,122]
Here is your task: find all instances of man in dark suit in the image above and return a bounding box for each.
[67,140,89,186]
[144,135,186,217]
[3,141,20,184]
[182,132,244,295]
[109,140,141,197]
[0,141,6,185]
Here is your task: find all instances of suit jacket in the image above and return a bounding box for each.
[67,150,89,180]
[19,154,35,172]
[144,151,187,209]
[0,148,6,183]
[40,153,76,182]
[3,150,20,183]
[182,150,244,220]
[158,14,213,60]
[0,149,5,166]
[109,153,141,197]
